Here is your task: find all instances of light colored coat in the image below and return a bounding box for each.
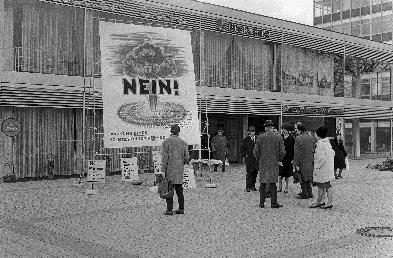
[293,132,316,182]
[313,138,335,183]
[161,135,189,184]
[254,131,285,183]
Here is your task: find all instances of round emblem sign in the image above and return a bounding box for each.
[1,118,22,137]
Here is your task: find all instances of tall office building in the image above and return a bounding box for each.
[314,0,393,156]
[314,0,393,44]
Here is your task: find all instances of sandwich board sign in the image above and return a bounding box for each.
[121,157,139,181]
[87,160,106,183]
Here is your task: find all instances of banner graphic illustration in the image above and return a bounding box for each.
[100,21,200,148]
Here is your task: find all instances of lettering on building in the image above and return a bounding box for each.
[283,106,344,115]
[217,19,270,40]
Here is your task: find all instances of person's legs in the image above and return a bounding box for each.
[309,187,326,208]
[299,182,308,198]
[270,183,278,205]
[251,170,258,190]
[222,158,226,172]
[259,183,267,206]
[174,184,184,211]
[166,197,174,212]
[337,168,343,178]
[278,177,283,192]
[306,181,313,198]
[284,177,289,192]
[325,187,333,206]
[246,170,252,191]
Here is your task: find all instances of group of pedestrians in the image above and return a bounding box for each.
[241,120,347,209]
[158,120,347,215]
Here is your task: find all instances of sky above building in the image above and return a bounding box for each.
[196,0,314,25]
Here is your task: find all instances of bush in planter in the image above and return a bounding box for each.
[3,174,16,183]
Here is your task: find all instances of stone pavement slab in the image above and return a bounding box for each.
[1,158,393,257]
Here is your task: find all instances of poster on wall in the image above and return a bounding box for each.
[281,45,334,96]
[100,21,200,148]
[121,157,139,181]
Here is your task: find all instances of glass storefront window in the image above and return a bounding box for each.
[381,15,392,32]
[361,18,371,35]
[372,3,382,13]
[332,24,343,32]
[382,1,393,11]
[342,22,352,34]
[332,0,342,12]
[371,17,382,34]
[361,78,371,98]
[315,0,323,17]
[352,21,361,36]
[323,0,333,15]
[353,0,362,8]
[343,0,352,10]
[361,5,371,15]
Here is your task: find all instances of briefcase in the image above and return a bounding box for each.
[158,178,174,199]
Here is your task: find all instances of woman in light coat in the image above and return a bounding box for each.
[309,126,335,209]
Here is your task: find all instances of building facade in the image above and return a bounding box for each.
[314,0,393,156]
[1,0,393,180]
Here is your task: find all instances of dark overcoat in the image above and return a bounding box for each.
[161,135,189,184]
[254,131,285,184]
[211,135,228,163]
[330,138,347,169]
[240,136,257,174]
[280,134,295,177]
[293,132,316,182]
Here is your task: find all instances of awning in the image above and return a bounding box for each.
[37,0,393,63]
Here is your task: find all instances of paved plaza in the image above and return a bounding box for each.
[1,158,393,257]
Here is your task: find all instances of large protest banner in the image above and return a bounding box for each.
[100,21,200,148]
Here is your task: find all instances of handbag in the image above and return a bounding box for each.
[293,168,301,184]
[158,178,174,199]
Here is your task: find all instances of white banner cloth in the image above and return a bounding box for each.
[100,21,200,148]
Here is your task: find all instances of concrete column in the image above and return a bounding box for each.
[370,121,377,152]
[0,0,5,71]
[0,0,13,71]
[242,115,248,139]
[352,119,361,158]
[339,118,346,145]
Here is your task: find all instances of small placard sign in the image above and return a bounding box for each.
[152,151,162,175]
[121,157,139,181]
[87,160,106,183]
[183,165,196,189]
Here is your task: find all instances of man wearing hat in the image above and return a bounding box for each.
[254,120,285,208]
[293,123,316,199]
[211,128,228,172]
[161,124,189,215]
[240,125,258,192]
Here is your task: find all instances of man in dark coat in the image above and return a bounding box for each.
[240,126,258,192]
[161,124,189,215]
[293,123,316,199]
[211,128,228,172]
[254,120,285,208]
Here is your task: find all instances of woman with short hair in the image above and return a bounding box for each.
[309,126,335,209]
